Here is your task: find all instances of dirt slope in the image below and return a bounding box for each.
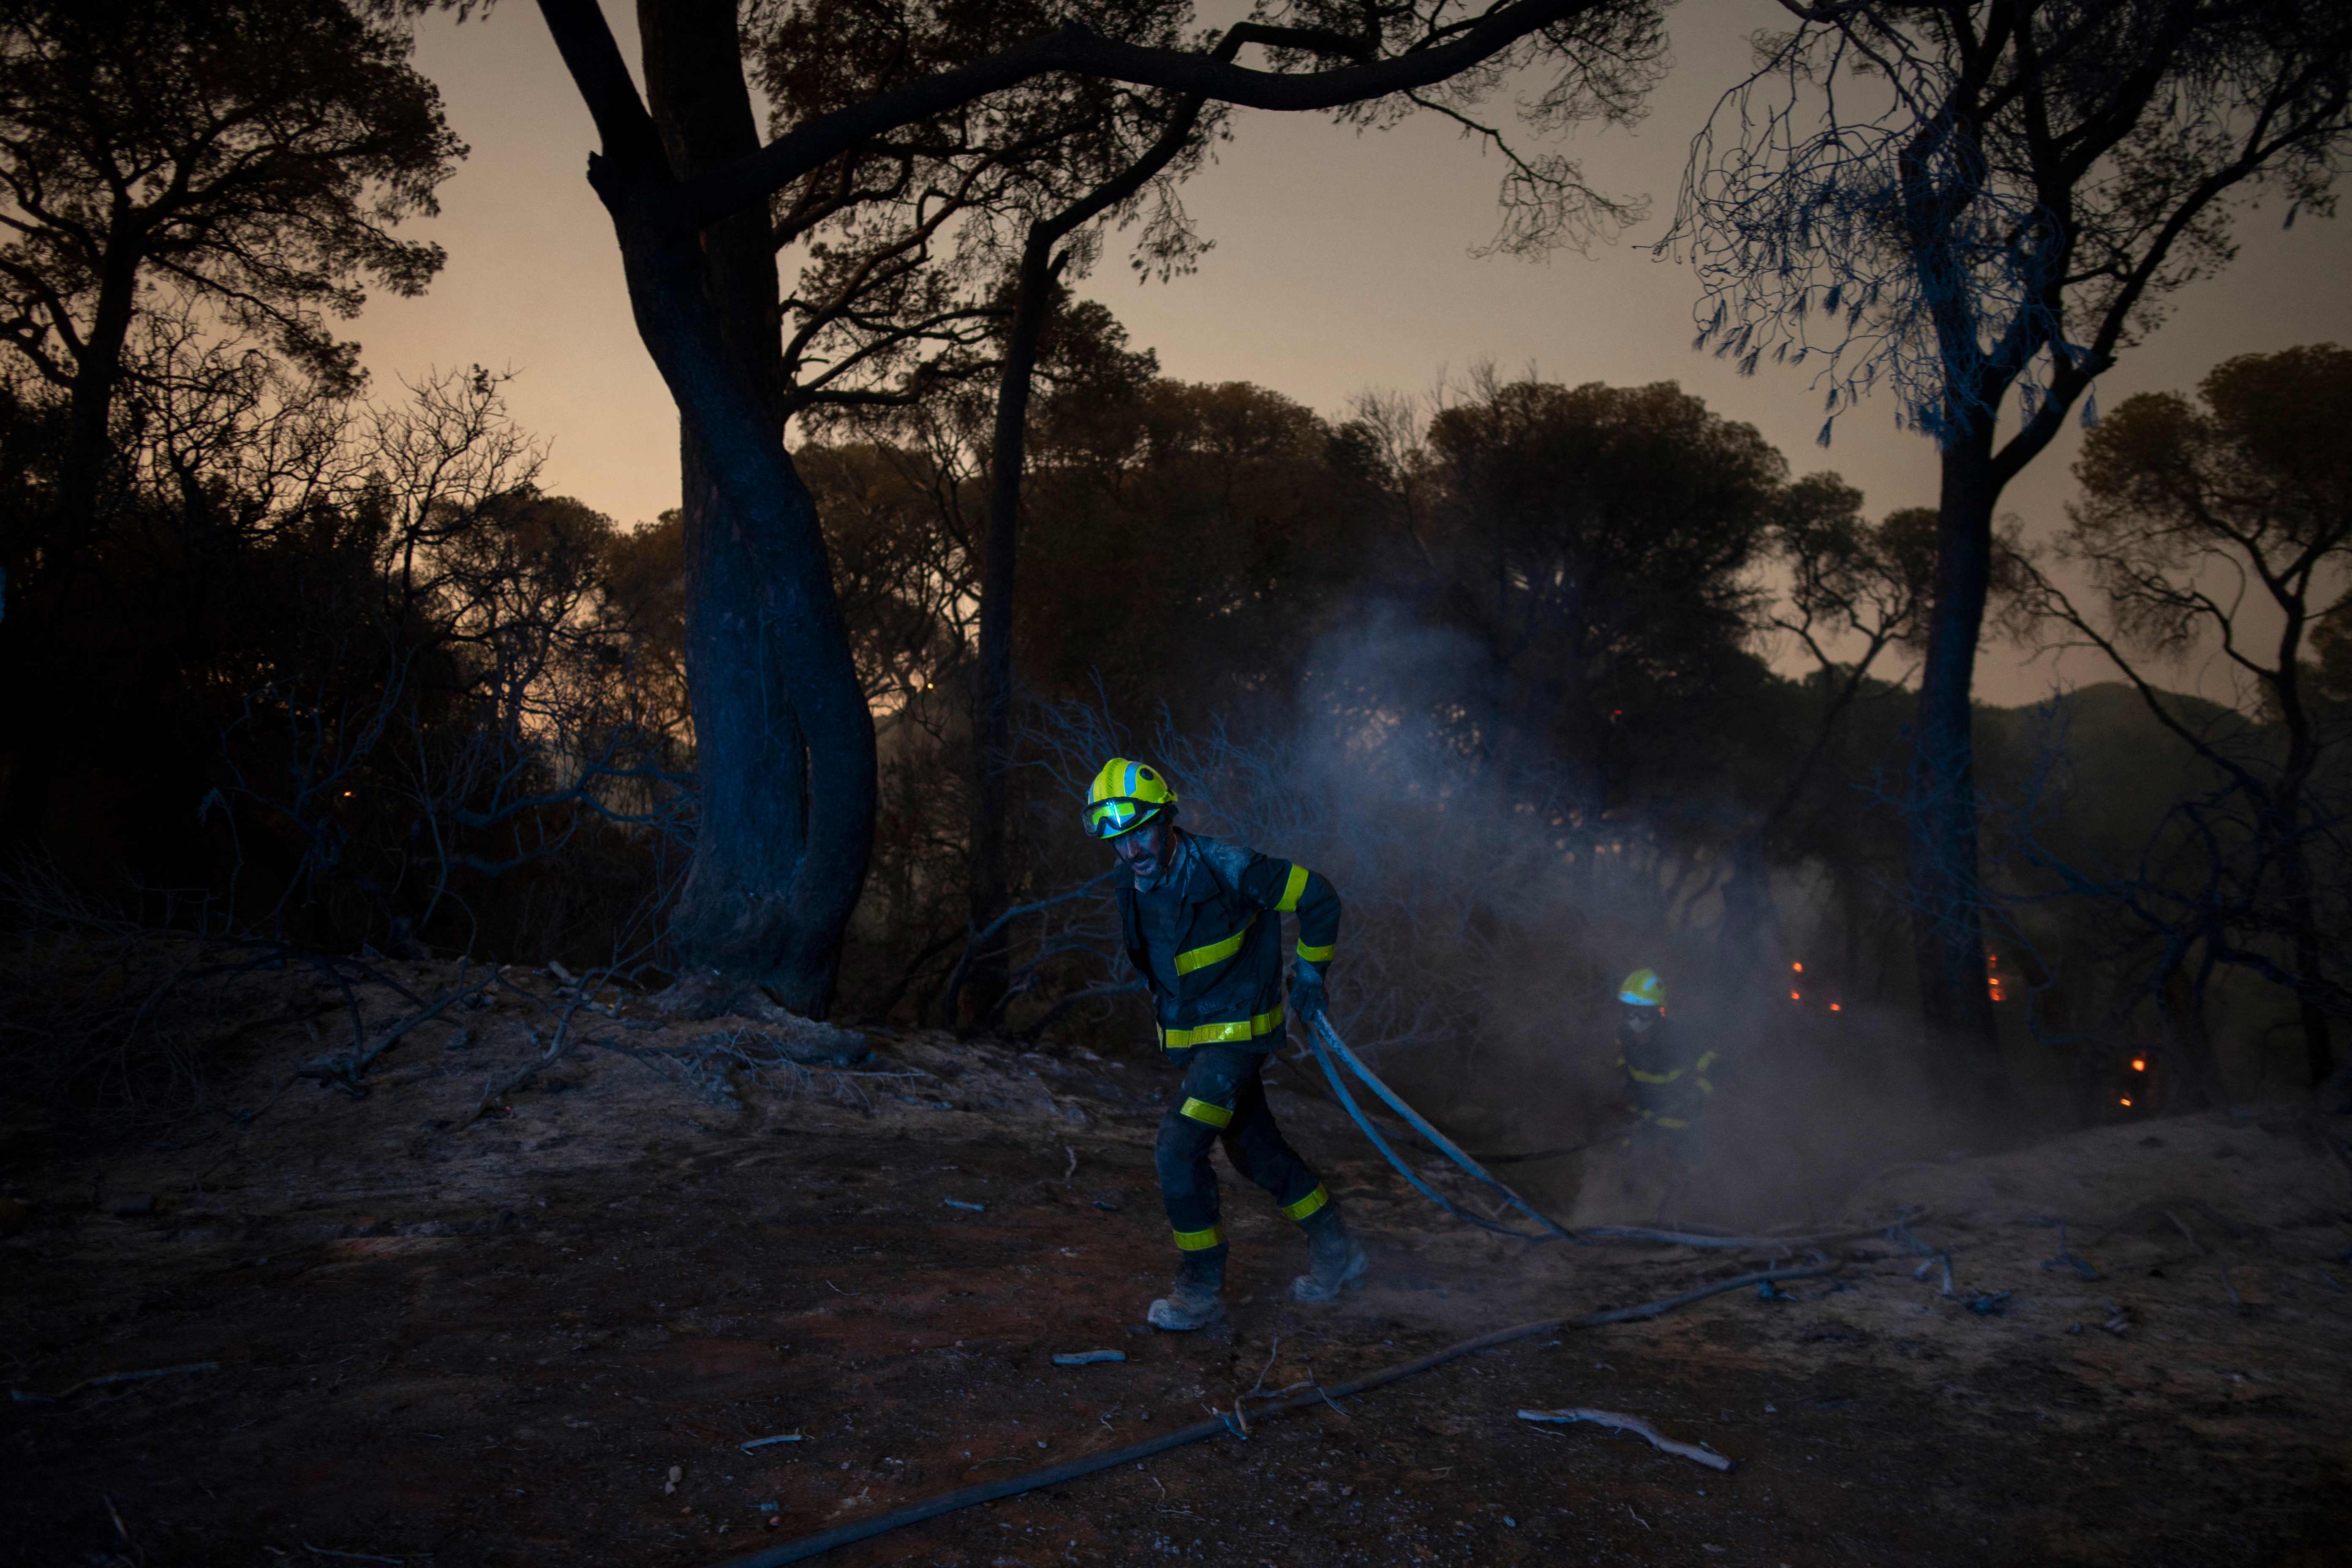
[3,956,2347,1568]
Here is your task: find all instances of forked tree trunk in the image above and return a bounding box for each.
[598,0,874,1014]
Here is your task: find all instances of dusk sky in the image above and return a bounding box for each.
[356,0,2352,705]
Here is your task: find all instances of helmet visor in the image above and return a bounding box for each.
[1084,798,1153,839]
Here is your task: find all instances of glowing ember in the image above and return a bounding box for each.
[1829,1003,1842,1012]
[2131,1058,2146,1072]
[1790,991,1801,1002]
[2120,1097,2133,1108]
[1792,961,1803,972]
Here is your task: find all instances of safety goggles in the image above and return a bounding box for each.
[1083,798,1158,839]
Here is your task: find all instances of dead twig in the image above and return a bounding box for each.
[1246,1337,1282,1400]
[1519,1407,1733,1471]
[1911,1252,1955,1296]
[2038,1219,2103,1280]
[103,1494,135,1560]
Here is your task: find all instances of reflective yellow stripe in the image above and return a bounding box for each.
[1625,1064,1682,1085]
[1173,1225,1225,1251]
[1162,1005,1286,1049]
[1696,1077,1715,1095]
[1175,917,1255,975]
[1279,1184,1329,1222]
[1655,1116,1691,1130]
[1275,864,1310,912]
[1296,941,1334,964]
[1694,1051,1719,1073]
[1180,1097,1233,1129]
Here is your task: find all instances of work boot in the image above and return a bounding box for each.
[1292,1209,1368,1302]
[1147,1247,1227,1331]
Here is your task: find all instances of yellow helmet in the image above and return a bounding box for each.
[1083,757,1179,840]
[1618,968,1664,1007]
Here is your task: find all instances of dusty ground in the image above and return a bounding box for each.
[5,955,2350,1568]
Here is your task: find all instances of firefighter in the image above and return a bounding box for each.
[1606,967,1718,1221]
[1084,757,1366,1330]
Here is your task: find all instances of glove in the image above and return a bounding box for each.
[1288,966,1327,1026]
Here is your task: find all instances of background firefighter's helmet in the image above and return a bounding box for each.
[1083,757,1179,840]
[1618,968,1665,1007]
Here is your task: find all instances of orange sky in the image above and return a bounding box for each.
[354,0,2352,706]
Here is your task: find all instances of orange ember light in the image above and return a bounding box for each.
[2131,1058,2146,1072]
[2120,1097,2133,1108]
[1829,1003,1842,1012]
[1792,961,1803,973]
[1791,991,1802,1002]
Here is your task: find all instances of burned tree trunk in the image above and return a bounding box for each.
[563,0,875,1014]
[1905,425,2003,1088]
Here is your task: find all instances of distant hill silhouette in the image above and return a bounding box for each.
[1975,681,2259,872]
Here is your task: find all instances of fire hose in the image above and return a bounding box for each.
[712,1016,1885,1566]
[1307,1015,1911,1255]
[710,1254,1838,1568]
[1303,1014,1578,1242]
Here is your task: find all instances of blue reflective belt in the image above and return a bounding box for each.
[1307,1016,1576,1245]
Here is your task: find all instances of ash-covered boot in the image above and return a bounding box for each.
[1147,1245,1227,1331]
[1292,1206,1368,1302]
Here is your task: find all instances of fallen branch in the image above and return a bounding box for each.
[296,966,495,1090]
[710,1256,1838,1568]
[449,994,588,1132]
[1516,1407,1731,1470]
[9,1360,220,1403]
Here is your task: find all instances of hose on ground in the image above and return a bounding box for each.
[710,1255,1840,1568]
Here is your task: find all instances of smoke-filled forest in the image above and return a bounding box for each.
[3,1,2349,1565]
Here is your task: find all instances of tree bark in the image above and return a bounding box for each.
[593,0,874,1014]
[2159,960,2226,1113]
[57,235,140,549]
[1906,423,2002,1087]
[964,231,1057,1026]
[2264,615,2336,1089]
